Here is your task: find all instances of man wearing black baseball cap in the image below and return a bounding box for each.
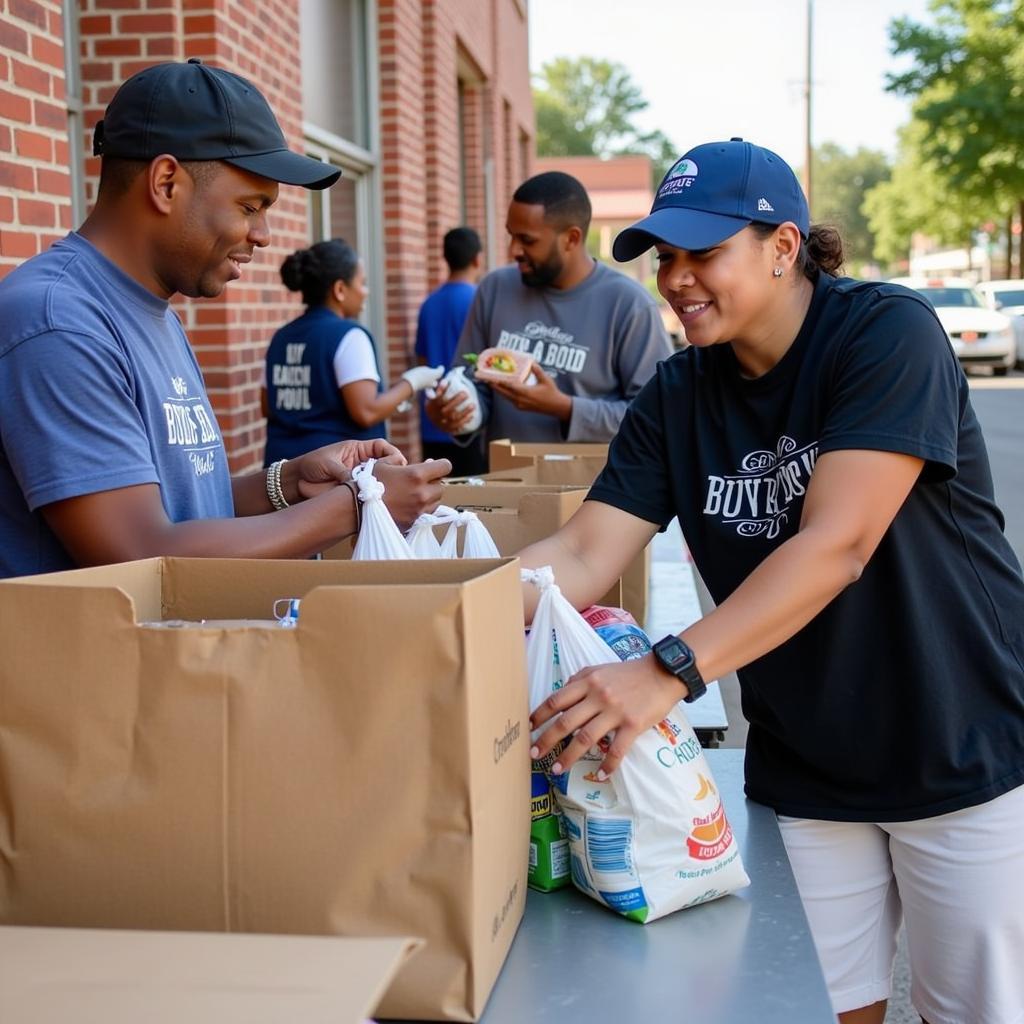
[0,61,449,579]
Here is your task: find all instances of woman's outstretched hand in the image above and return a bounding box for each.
[529,654,684,779]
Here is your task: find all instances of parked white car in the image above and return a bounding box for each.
[890,277,1017,376]
[976,279,1024,369]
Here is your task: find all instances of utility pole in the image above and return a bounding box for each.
[805,0,813,210]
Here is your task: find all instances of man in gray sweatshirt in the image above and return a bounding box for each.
[426,172,673,448]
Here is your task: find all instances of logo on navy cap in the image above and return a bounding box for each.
[659,157,699,198]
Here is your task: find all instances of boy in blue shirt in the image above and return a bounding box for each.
[415,227,486,475]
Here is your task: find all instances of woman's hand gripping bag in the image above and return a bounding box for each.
[522,567,750,922]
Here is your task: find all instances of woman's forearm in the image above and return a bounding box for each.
[680,524,864,684]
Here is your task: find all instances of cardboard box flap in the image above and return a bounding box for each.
[0,557,518,625]
[0,927,422,1024]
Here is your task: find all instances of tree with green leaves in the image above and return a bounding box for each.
[533,57,678,186]
[885,0,1024,271]
[806,143,891,271]
[864,119,995,267]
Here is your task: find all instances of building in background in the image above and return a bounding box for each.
[0,0,533,468]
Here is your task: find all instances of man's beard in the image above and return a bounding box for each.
[518,253,562,288]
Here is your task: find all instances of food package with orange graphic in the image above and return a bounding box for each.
[472,347,535,384]
[522,571,750,923]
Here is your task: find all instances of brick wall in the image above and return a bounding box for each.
[0,0,71,281]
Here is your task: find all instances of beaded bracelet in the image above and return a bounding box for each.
[266,459,289,511]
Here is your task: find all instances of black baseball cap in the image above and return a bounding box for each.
[93,59,341,190]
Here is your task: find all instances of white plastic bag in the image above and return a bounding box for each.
[522,566,750,923]
[350,460,415,561]
[460,510,500,558]
[406,513,445,558]
[427,366,482,435]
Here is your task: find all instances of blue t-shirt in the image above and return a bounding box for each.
[0,232,234,578]
[414,281,476,443]
[264,307,384,465]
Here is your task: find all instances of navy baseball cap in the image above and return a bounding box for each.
[613,138,809,261]
[93,59,341,190]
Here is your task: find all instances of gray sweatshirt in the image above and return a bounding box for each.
[453,262,673,444]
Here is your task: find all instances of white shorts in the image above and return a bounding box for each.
[778,784,1024,1024]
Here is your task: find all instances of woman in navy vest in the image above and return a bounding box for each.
[263,239,441,465]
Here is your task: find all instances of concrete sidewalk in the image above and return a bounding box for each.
[645,523,916,1024]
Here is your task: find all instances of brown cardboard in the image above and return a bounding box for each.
[473,447,652,627]
[0,926,421,1024]
[0,557,530,1022]
[437,483,622,609]
[488,439,609,473]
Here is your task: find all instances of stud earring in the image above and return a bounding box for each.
[772,267,784,278]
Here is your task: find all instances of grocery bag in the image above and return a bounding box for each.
[459,510,500,558]
[350,460,415,561]
[407,513,445,558]
[522,566,750,922]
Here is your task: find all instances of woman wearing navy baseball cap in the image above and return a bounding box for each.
[523,139,1024,1024]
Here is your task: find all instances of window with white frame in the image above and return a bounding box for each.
[299,0,383,349]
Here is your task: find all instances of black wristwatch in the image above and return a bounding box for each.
[652,635,707,703]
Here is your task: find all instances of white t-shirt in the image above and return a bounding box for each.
[333,326,381,388]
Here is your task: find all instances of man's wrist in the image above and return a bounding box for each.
[279,458,302,506]
[555,392,573,422]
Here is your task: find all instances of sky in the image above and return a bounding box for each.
[528,0,935,168]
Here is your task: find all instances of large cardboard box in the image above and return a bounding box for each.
[0,557,530,1022]
[0,926,421,1024]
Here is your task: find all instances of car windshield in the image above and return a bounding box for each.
[914,287,984,308]
[992,289,1024,306]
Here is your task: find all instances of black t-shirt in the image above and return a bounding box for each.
[589,272,1024,821]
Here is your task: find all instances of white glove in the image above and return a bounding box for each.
[401,365,445,394]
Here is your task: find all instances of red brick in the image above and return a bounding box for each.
[12,58,51,94]
[36,167,70,196]
[0,126,10,153]
[184,14,216,33]
[0,195,14,222]
[117,13,176,34]
[0,19,29,52]
[47,7,62,37]
[79,15,113,34]
[53,138,68,163]
[8,0,47,30]
[15,128,51,161]
[17,197,57,227]
[93,37,142,57]
[80,61,114,80]
[0,87,33,123]
[0,161,34,191]
[145,36,178,57]
[31,33,64,70]
[0,230,41,258]
[32,98,66,131]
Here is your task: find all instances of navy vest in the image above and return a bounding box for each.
[264,306,385,465]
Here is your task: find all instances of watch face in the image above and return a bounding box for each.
[658,636,693,671]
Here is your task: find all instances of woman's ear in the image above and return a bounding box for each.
[331,278,347,306]
[774,222,803,271]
